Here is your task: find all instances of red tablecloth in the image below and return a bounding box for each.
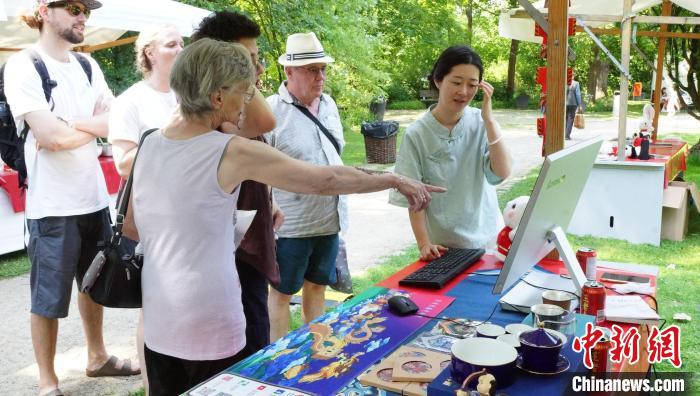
[0,156,120,213]
[626,139,688,188]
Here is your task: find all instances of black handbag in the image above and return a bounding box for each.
[80,129,157,308]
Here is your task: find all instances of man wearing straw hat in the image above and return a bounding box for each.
[266,32,347,341]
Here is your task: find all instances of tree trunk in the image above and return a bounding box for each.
[587,47,600,103]
[466,1,473,44]
[598,60,610,99]
[506,39,519,99]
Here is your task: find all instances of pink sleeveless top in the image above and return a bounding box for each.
[133,130,244,360]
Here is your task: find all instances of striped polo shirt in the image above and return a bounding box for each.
[266,82,348,238]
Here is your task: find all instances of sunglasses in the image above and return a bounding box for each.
[48,2,91,18]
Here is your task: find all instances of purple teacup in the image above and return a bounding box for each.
[518,328,567,372]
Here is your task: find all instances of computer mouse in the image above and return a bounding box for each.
[388,295,419,316]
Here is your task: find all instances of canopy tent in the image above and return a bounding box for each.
[499,0,699,157]
[0,0,211,62]
[500,0,700,44]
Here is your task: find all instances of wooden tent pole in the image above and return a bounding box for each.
[617,0,633,161]
[72,36,137,53]
[544,0,569,156]
[575,26,700,40]
[652,0,673,141]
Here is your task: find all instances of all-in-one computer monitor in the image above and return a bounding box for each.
[493,136,604,296]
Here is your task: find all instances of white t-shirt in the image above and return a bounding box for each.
[108,81,177,145]
[3,46,113,219]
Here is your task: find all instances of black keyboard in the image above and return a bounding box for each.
[398,248,485,289]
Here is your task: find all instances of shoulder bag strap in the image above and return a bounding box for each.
[70,51,93,84]
[111,128,158,244]
[292,103,341,155]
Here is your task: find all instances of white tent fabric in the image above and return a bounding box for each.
[499,0,700,43]
[0,0,211,62]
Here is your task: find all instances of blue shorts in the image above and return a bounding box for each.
[274,234,339,295]
[27,208,112,318]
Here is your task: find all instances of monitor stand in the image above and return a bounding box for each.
[546,226,588,295]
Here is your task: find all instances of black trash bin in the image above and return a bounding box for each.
[361,121,399,164]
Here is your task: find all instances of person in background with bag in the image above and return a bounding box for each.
[3,1,139,395]
[565,78,583,140]
[107,23,183,395]
[190,10,283,358]
[265,32,349,342]
[389,45,511,261]
[132,38,443,395]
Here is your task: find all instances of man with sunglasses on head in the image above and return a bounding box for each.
[3,1,139,395]
[190,10,281,357]
[266,32,346,342]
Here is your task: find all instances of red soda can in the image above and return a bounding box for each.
[591,327,613,373]
[581,281,606,322]
[577,247,598,280]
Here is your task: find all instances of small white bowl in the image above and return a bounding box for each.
[505,323,534,336]
[497,333,521,350]
[476,323,506,339]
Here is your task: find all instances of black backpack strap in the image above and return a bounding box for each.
[112,128,158,245]
[26,49,56,105]
[292,103,341,154]
[71,51,93,84]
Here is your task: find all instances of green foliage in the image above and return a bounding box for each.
[89,0,695,129]
[91,33,140,96]
[370,0,468,102]
[586,96,614,113]
[238,0,388,128]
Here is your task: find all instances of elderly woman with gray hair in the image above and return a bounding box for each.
[132,38,444,395]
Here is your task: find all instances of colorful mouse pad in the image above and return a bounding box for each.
[229,287,453,395]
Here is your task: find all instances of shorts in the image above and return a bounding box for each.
[27,208,112,318]
[274,234,339,295]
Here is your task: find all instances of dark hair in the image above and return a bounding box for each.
[191,11,261,43]
[429,45,483,90]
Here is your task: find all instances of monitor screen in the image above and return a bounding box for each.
[492,137,604,295]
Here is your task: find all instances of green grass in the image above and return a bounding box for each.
[387,100,426,110]
[0,250,29,279]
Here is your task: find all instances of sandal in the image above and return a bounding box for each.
[86,355,141,377]
[40,389,64,396]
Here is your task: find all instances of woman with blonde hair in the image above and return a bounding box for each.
[109,24,183,178]
[107,24,183,393]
